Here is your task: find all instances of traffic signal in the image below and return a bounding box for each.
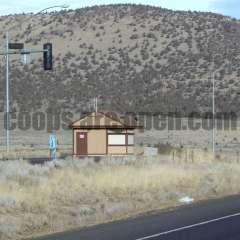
[43,43,52,70]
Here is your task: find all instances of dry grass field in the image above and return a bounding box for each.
[0,114,240,239]
[1,153,240,240]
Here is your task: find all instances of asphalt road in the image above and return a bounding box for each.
[34,195,240,240]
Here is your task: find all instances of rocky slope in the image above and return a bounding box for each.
[0,4,240,115]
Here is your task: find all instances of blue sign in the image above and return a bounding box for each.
[49,135,57,150]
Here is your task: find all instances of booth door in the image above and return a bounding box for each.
[76,132,88,155]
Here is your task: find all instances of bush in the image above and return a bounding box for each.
[130,34,139,40]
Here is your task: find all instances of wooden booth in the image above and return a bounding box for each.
[70,111,141,155]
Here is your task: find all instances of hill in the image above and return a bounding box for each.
[0,4,240,115]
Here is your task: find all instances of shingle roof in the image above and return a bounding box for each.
[70,111,142,129]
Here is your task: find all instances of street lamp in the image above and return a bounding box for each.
[4,4,69,152]
[209,29,218,159]
[212,71,215,158]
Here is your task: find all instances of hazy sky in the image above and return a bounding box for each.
[0,0,239,19]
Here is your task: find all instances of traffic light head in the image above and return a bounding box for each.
[43,43,52,70]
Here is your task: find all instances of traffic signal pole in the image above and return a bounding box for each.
[1,5,67,153]
[0,44,52,152]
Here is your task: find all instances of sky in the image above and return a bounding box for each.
[0,0,239,19]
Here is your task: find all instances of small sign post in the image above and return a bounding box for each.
[49,134,57,160]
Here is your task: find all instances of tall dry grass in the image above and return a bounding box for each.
[0,148,71,160]
[0,155,240,239]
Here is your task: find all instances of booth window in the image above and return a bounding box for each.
[108,134,134,146]
[127,134,134,145]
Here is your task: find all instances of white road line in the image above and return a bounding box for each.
[136,212,240,240]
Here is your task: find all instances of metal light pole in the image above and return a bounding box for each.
[212,71,215,158]
[4,4,69,152]
[5,32,9,152]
